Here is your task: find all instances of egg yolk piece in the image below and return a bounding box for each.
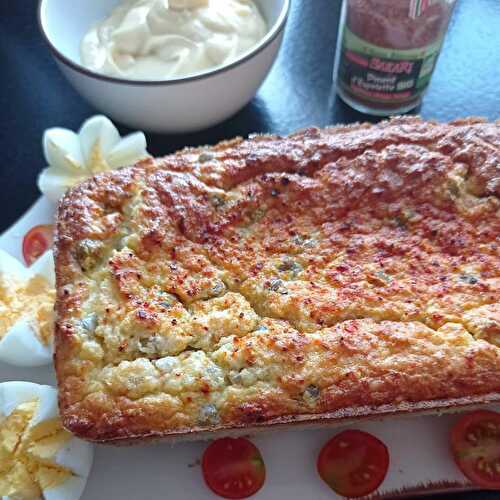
[0,401,73,498]
[0,273,55,345]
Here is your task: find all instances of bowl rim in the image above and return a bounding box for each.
[38,0,291,86]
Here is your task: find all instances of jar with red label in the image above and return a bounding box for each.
[333,0,457,115]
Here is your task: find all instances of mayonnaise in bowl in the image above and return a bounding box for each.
[80,0,268,80]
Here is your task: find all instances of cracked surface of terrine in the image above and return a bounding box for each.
[54,117,500,443]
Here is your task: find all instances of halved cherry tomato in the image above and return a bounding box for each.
[450,410,500,490]
[317,429,389,498]
[22,224,54,266]
[202,437,266,499]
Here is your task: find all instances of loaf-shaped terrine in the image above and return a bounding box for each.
[54,117,500,443]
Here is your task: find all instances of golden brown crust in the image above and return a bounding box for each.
[54,116,500,443]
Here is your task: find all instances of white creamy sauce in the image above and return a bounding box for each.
[80,0,267,80]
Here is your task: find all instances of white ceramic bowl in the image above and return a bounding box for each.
[39,0,290,133]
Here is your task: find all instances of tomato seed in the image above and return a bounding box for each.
[339,441,348,448]
[363,473,371,480]
[467,433,478,443]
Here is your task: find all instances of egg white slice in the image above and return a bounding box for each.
[0,319,53,367]
[79,115,121,166]
[0,382,94,500]
[0,248,30,283]
[39,115,149,202]
[29,248,56,287]
[0,250,56,367]
[43,128,86,174]
[44,438,95,500]
[0,380,56,420]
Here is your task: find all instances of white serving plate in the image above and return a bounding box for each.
[1,197,497,500]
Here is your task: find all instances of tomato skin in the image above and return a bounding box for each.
[317,429,389,498]
[450,410,500,490]
[202,437,266,499]
[22,224,54,266]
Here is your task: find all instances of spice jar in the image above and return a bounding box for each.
[333,0,457,115]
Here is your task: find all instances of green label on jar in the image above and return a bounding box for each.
[337,27,444,104]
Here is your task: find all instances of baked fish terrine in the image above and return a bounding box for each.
[54,117,500,443]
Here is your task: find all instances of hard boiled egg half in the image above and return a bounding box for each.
[38,115,149,203]
[0,250,55,366]
[0,381,94,500]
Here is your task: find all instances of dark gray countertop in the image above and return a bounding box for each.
[1,1,499,498]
